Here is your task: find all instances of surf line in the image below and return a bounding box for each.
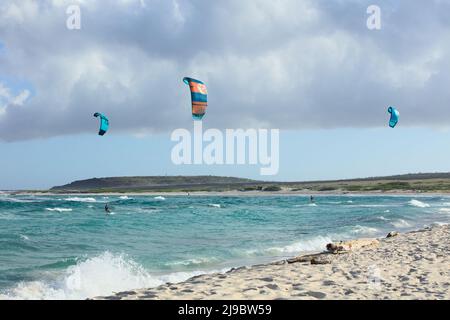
[171,121,279,176]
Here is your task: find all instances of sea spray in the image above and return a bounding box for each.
[408,199,430,208]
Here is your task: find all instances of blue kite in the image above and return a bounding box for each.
[93,112,109,136]
[387,107,399,128]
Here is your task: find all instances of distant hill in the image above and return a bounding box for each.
[49,172,450,193]
[50,176,262,192]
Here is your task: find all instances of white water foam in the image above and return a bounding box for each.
[166,257,220,267]
[351,225,379,235]
[66,197,97,203]
[154,196,166,201]
[246,236,333,256]
[0,252,216,300]
[119,196,132,200]
[208,204,221,208]
[391,219,411,228]
[20,234,30,241]
[0,197,38,203]
[408,199,430,208]
[46,208,73,213]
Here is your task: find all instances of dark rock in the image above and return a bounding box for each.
[306,291,327,299]
[386,231,399,238]
[115,291,136,297]
[266,284,280,290]
[181,289,194,293]
[259,277,274,282]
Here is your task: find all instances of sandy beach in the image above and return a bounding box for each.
[94,225,450,300]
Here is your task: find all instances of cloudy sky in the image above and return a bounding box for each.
[1,0,450,189]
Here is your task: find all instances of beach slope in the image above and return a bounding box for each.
[94,225,450,300]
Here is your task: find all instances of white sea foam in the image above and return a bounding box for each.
[46,208,73,213]
[408,199,430,208]
[246,236,333,256]
[391,219,411,228]
[308,203,317,207]
[119,196,132,200]
[378,216,389,221]
[166,257,219,267]
[0,252,216,300]
[66,197,97,203]
[351,204,390,208]
[154,196,166,201]
[20,234,30,241]
[351,225,379,235]
[439,208,450,214]
[431,222,449,227]
[0,197,38,203]
[208,204,221,208]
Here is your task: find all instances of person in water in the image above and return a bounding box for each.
[310,195,315,203]
[105,203,110,213]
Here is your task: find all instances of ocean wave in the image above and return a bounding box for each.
[377,216,389,221]
[350,204,391,208]
[46,208,73,213]
[136,208,161,214]
[0,197,39,203]
[208,204,221,208]
[439,208,450,214]
[119,196,132,200]
[293,203,317,207]
[154,196,166,201]
[391,219,411,228]
[351,225,379,235]
[408,199,430,208]
[246,236,332,256]
[431,222,449,227]
[0,252,215,300]
[165,257,219,267]
[65,197,97,203]
[20,234,30,241]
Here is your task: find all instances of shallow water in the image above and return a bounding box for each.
[0,193,448,299]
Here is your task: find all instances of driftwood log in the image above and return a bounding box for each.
[287,253,333,265]
[326,238,379,254]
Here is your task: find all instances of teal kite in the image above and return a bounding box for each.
[93,112,109,136]
[387,107,399,128]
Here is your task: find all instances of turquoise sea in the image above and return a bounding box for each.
[0,193,449,299]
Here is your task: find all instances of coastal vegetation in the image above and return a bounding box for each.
[43,172,450,193]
